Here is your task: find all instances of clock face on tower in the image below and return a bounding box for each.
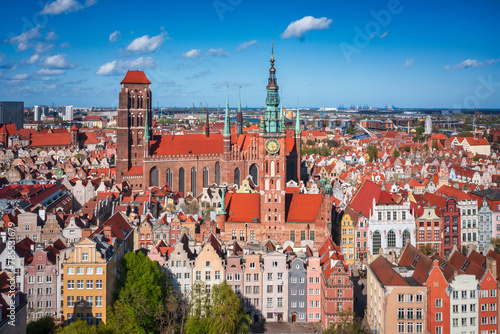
[265,138,280,154]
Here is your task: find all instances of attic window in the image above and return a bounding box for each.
[411,255,420,267]
[461,260,470,272]
[439,262,447,269]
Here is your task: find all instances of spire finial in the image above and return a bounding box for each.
[271,41,275,64]
[224,85,230,136]
[295,97,301,135]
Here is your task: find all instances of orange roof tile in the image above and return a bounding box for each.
[121,70,151,84]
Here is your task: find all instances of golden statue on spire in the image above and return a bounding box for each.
[270,41,275,64]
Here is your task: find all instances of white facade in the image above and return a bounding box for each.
[34,105,49,122]
[262,251,288,322]
[368,199,416,257]
[58,105,73,121]
[458,200,478,249]
[449,274,479,334]
[424,115,432,135]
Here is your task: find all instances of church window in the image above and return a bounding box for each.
[250,164,258,186]
[234,168,240,186]
[215,162,220,185]
[276,161,279,174]
[270,161,275,176]
[150,167,159,187]
[191,167,197,197]
[166,168,172,188]
[179,168,185,194]
[203,167,209,187]
[266,161,268,174]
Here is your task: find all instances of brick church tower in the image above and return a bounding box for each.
[116,71,152,182]
[259,43,288,225]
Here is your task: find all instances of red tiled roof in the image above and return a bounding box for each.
[121,70,151,84]
[225,193,260,222]
[285,193,323,222]
[151,134,223,156]
[369,255,409,286]
[123,166,143,176]
[31,133,71,147]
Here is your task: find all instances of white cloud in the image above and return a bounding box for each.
[182,49,202,59]
[379,31,389,38]
[3,26,43,51]
[206,48,229,57]
[46,31,59,41]
[44,54,76,69]
[368,33,375,40]
[96,57,158,76]
[446,58,500,70]
[125,32,167,54]
[34,42,54,54]
[41,0,96,15]
[60,42,71,48]
[236,40,257,53]
[109,31,121,43]
[36,68,66,75]
[11,73,29,80]
[26,54,40,65]
[281,16,332,39]
[402,58,414,68]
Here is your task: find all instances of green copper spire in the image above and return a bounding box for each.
[263,42,281,133]
[220,188,227,215]
[223,85,230,136]
[295,98,301,135]
[280,88,285,132]
[144,99,151,141]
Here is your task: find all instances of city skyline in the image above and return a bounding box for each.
[0,0,499,108]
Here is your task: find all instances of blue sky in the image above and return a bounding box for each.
[0,0,499,108]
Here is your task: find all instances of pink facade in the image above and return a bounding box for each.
[306,257,322,323]
[355,215,369,264]
[25,248,58,321]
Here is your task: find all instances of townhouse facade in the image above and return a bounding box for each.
[262,251,288,322]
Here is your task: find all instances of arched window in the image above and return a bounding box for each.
[203,167,209,187]
[166,168,172,188]
[249,164,258,186]
[277,161,279,174]
[266,161,268,174]
[402,230,411,248]
[128,95,131,109]
[270,161,275,177]
[234,168,240,186]
[179,168,185,194]
[150,167,159,187]
[287,162,295,182]
[388,230,396,248]
[373,231,381,255]
[215,162,220,185]
[191,167,197,196]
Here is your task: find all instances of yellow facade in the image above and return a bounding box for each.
[62,234,132,325]
[340,213,355,264]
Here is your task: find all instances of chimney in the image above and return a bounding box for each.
[103,225,112,239]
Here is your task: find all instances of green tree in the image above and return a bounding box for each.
[404,146,411,152]
[327,139,340,148]
[186,281,250,334]
[27,315,56,334]
[109,154,115,164]
[491,237,500,253]
[367,145,378,162]
[306,139,316,146]
[105,300,145,334]
[462,124,473,132]
[181,200,200,215]
[323,310,363,334]
[55,320,100,334]
[416,126,425,136]
[115,252,168,333]
[346,126,355,135]
[423,144,429,151]
[458,132,474,137]
[318,146,331,157]
[419,244,434,256]
[392,149,400,158]
[208,281,250,334]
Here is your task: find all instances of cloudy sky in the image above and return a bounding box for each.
[0,0,499,108]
